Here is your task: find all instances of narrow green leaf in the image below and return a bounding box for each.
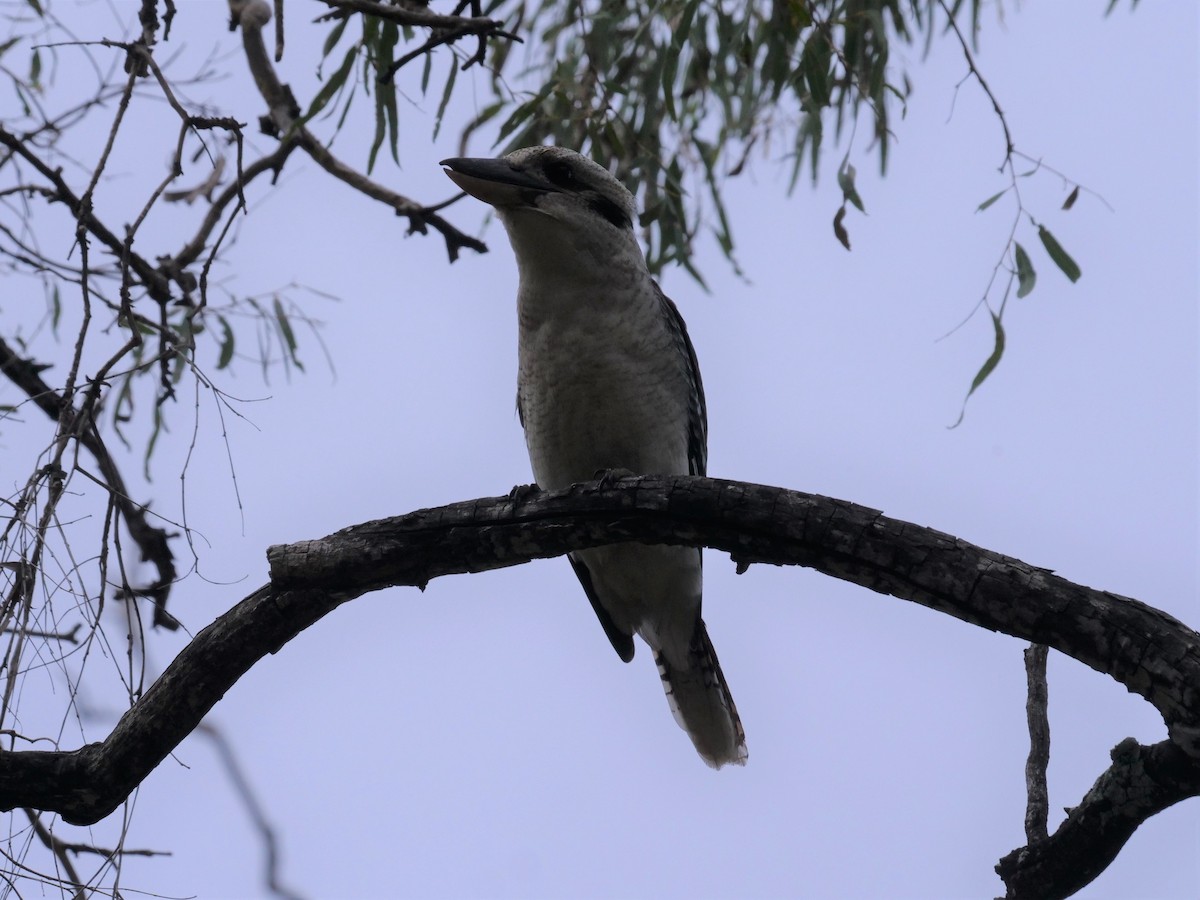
[300,44,357,126]
[420,50,432,96]
[432,56,457,142]
[13,80,32,116]
[833,204,851,250]
[368,89,387,173]
[976,189,1006,212]
[951,310,1005,427]
[837,159,865,212]
[1038,226,1082,282]
[216,316,235,370]
[668,0,702,59]
[368,21,401,172]
[29,47,41,86]
[800,31,832,107]
[1014,242,1037,298]
[384,78,400,165]
[1061,185,1080,210]
[970,311,1006,394]
[662,0,702,121]
[143,404,165,480]
[496,82,555,145]
[272,297,302,371]
[321,18,349,60]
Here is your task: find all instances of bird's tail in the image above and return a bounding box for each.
[654,619,747,769]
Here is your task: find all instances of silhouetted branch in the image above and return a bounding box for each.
[316,0,512,36]
[1024,643,1050,843]
[229,0,487,261]
[0,336,179,629]
[314,0,522,77]
[0,125,184,305]
[195,722,305,900]
[0,475,1193,897]
[997,738,1200,898]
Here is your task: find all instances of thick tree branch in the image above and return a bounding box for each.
[0,475,1194,896]
[997,738,1200,898]
[267,477,1200,750]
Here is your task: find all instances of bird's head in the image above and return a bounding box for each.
[441,147,643,279]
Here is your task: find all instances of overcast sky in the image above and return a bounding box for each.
[2,1,1197,898]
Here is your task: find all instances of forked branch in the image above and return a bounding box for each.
[229,0,488,261]
[0,475,1194,899]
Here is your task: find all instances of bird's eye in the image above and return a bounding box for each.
[544,161,576,188]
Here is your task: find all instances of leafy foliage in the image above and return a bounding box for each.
[0,1,1156,896]
[339,0,993,276]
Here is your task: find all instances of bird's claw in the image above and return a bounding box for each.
[592,467,636,489]
[508,482,541,503]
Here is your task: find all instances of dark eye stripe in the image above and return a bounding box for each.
[544,161,576,188]
[587,194,632,230]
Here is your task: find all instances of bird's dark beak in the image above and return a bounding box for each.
[441,157,550,207]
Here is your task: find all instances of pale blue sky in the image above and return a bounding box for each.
[2,2,1197,898]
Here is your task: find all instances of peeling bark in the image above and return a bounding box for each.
[997,738,1200,898]
[0,475,1195,894]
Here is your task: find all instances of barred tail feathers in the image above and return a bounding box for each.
[654,620,747,769]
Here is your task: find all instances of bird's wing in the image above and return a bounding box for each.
[655,284,708,477]
[520,378,636,662]
[569,553,636,662]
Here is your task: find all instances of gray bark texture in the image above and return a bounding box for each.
[0,475,1195,898]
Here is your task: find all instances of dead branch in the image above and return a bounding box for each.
[997,737,1200,898]
[0,336,179,630]
[1023,643,1050,843]
[0,474,1193,900]
[0,125,184,305]
[229,0,487,261]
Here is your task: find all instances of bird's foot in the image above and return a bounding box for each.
[508,482,541,503]
[592,467,637,489]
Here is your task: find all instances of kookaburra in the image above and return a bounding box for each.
[441,146,746,768]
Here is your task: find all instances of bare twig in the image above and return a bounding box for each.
[1023,643,1050,843]
[24,810,84,900]
[0,125,183,305]
[0,336,179,630]
[230,0,488,261]
[274,0,285,62]
[316,0,513,35]
[0,623,82,645]
[937,0,1013,165]
[196,722,305,900]
[171,141,299,271]
[998,738,1200,899]
[164,155,227,204]
[25,808,167,862]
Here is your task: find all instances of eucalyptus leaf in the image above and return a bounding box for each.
[1014,242,1037,298]
[1038,226,1082,282]
[951,310,1006,427]
[976,189,1006,212]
